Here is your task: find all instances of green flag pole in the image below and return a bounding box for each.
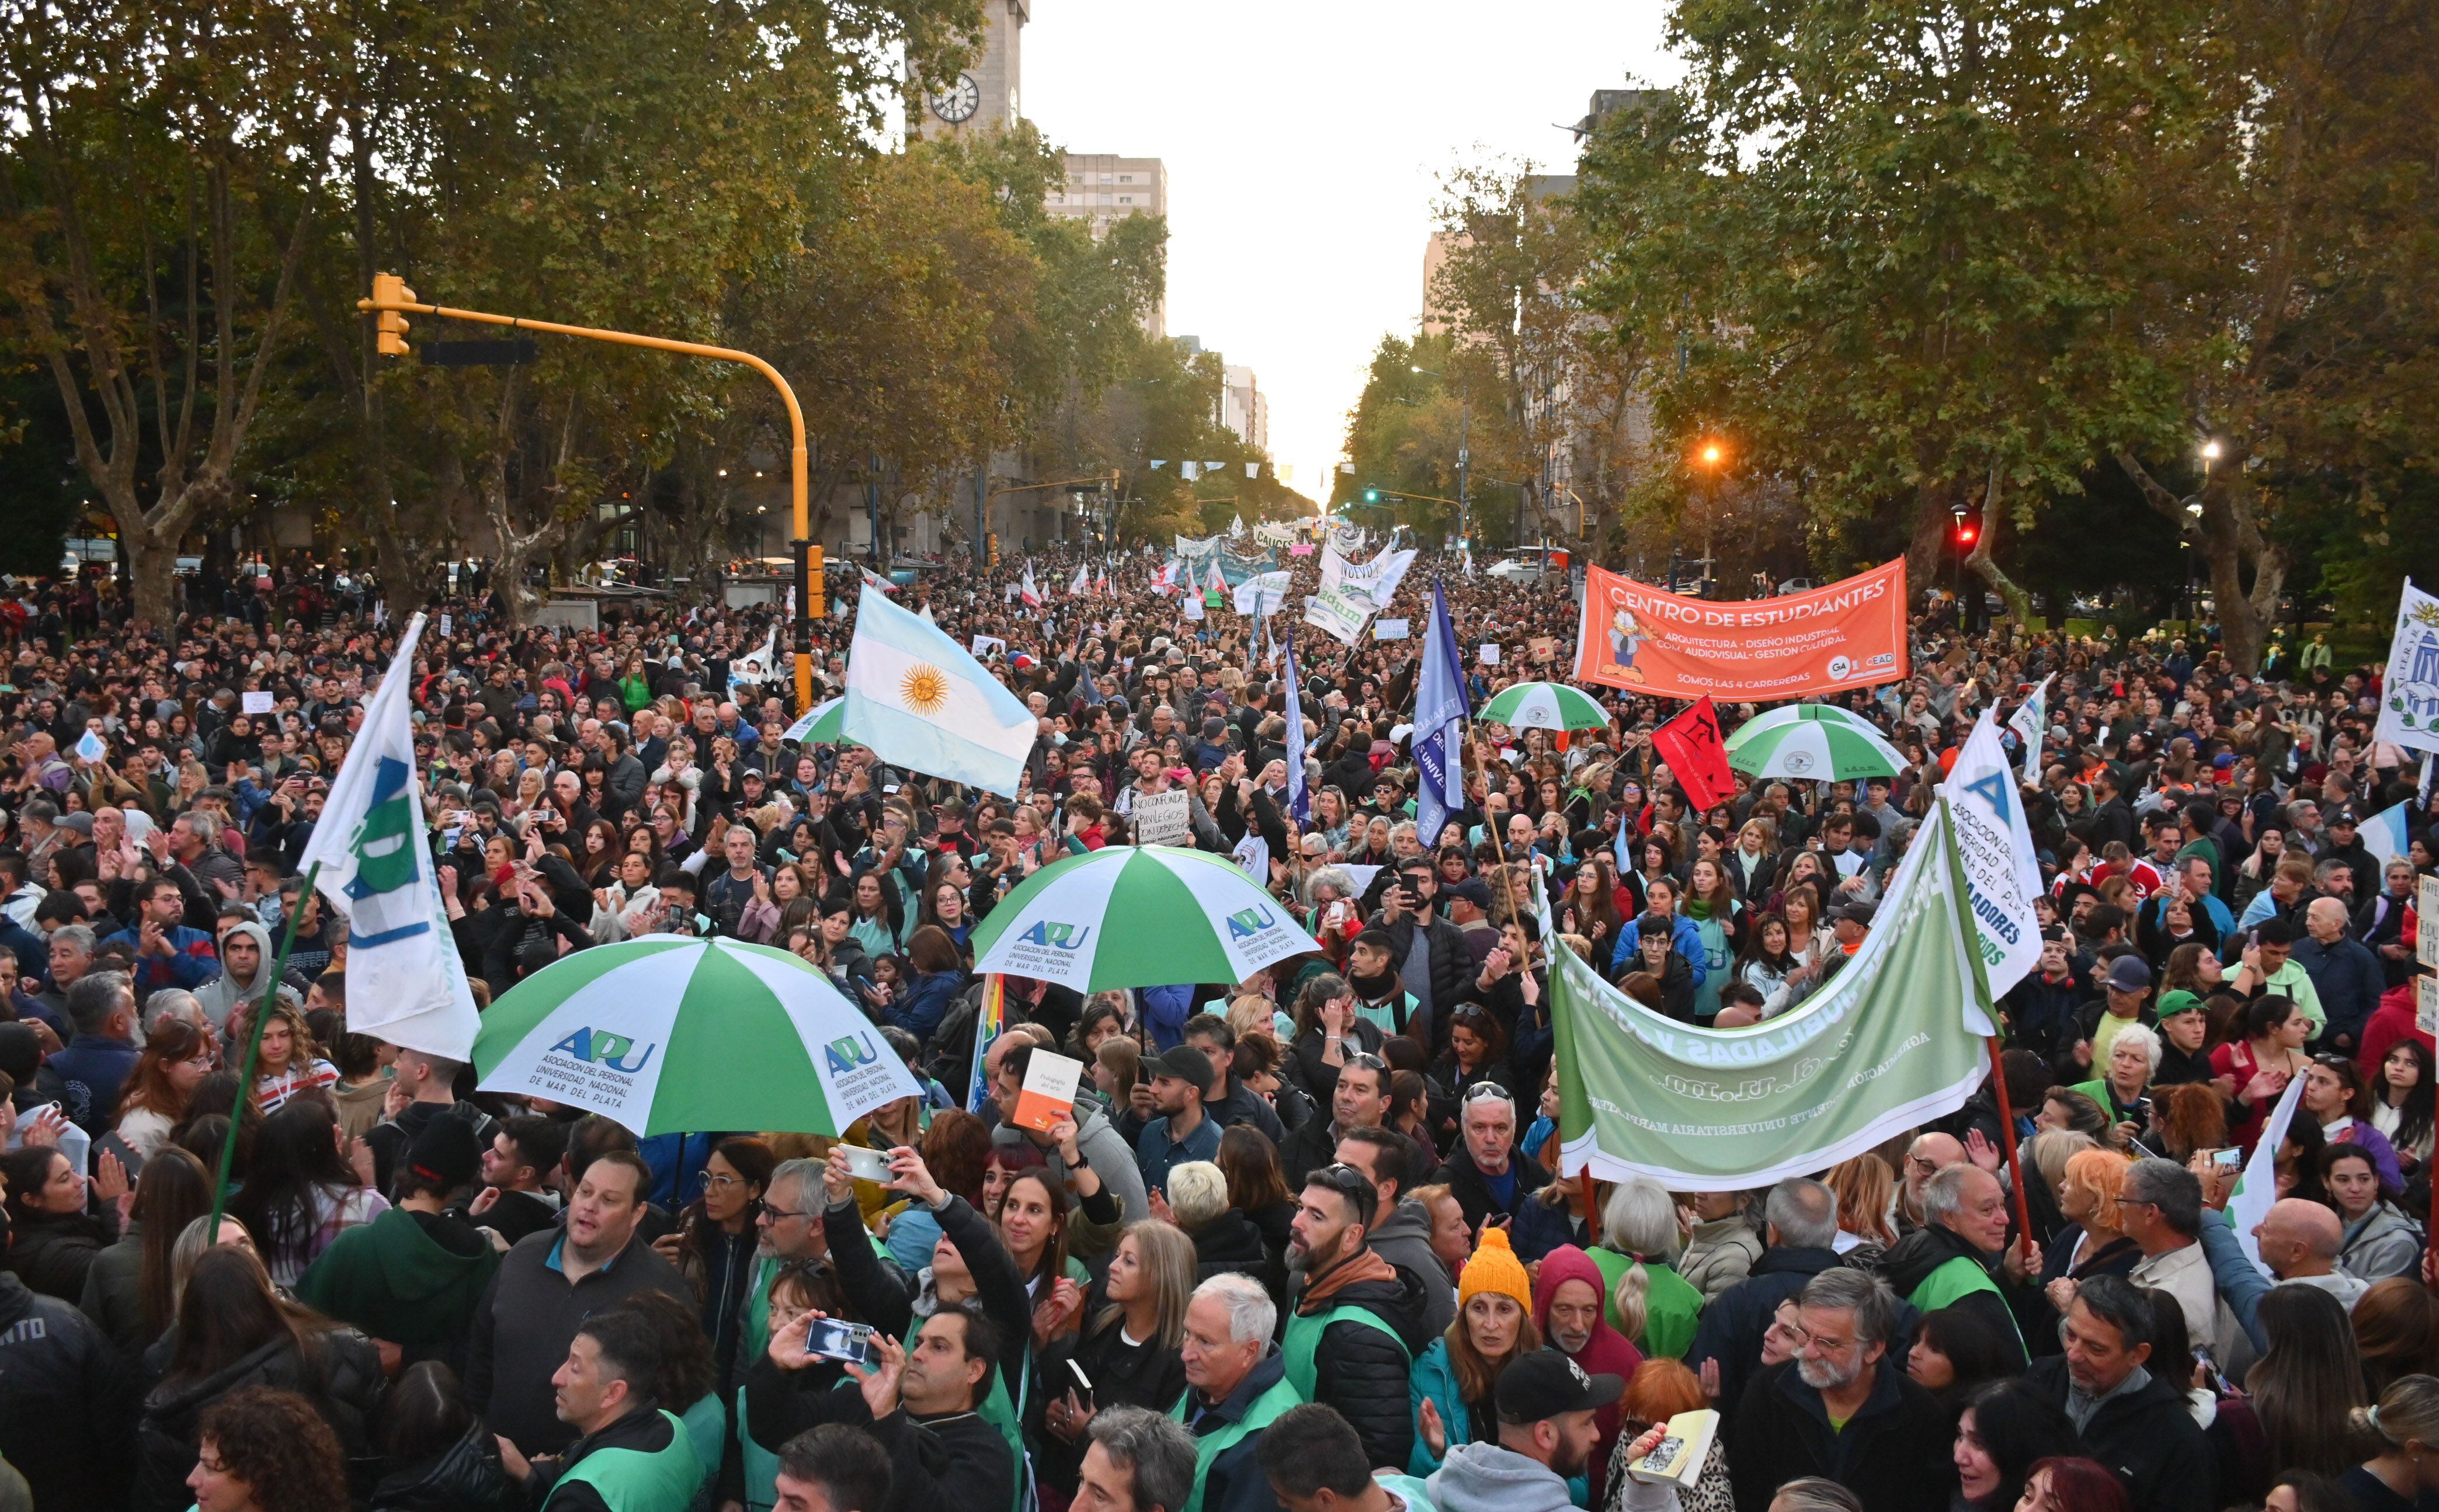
[207,860,322,1238]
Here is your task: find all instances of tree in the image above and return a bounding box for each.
[0,0,343,625]
[2087,0,2439,668]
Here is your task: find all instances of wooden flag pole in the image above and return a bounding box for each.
[1984,1035,2037,1251]
[208,861,322,1238]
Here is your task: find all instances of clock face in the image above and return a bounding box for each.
[930,73,981,124]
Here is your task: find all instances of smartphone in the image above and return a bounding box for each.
[2209,1147,2243,1169]
[838,1145,896,1184]
[802,1318,881,1367]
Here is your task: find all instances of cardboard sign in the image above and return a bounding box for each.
[1478,644,1502,666]
[1133,789,1191,846]
[2420,977,2438,1038]
[1530,637,1556,663]
[2420,875,2439,968]
[1374,619,1410,640]
[1013,1048,1085,1132]
[241,690,276,715]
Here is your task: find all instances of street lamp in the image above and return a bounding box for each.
[1694,437,1726,596]
[1410,365,1469,547]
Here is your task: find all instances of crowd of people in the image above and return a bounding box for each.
[0,542,2435,1512]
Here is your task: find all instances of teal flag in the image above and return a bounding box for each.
[1555,800,1995,1187]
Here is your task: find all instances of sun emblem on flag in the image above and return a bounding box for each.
[898,665,950,716]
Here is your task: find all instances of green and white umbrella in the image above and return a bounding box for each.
[969,844,1320,992]
[781,696,848,746]
[1724,704,1909,781]
[1478,680,1610,732]
[473,937,918,1136]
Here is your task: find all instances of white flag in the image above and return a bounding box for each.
[1940,711,2044,1003]
[2375,579,2439,756]
[2007,674,2053,786]
[296,614,480,1059]
[1068,564,1090,597]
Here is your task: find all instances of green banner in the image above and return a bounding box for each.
[1555,801,1995,1187]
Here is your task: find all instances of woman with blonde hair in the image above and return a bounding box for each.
[1823,1153,1897,1256]
[1036,1219,1194,1498]
[2040,1148,2139,1310]
[2347,1373,2439,1508]
[1591,1178,1702,1358]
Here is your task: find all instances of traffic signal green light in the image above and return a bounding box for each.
[1363,488,1380,503]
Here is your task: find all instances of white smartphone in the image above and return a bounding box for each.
[802,1318,881,1367]
[838,1145,896,1184]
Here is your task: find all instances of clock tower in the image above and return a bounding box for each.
[915,0,1028,138]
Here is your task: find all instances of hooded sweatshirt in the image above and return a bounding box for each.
[1427,1440,1577,1512]
[1531,1244,1641,1494]
[189,920,302,1034]
[292,1205,501,1366]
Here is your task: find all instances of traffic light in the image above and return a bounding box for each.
[1363,488,1380,504]
[1956,519,1979,547]
[370,272,416,357]
[806,544,825,616]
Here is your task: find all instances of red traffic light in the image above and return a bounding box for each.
[1956,523,1978,544]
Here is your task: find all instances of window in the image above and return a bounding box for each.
[1120,174,1132,182]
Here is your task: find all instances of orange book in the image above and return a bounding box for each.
[1013,1049,1085,1133]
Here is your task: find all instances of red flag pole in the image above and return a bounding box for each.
[1985,1035,2036,1249]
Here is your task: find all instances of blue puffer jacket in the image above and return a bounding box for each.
[886,968,967,1045]
[1608,909,1708,986]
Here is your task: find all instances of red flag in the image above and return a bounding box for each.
[1653,696,1732,813]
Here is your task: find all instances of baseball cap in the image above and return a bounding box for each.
[2105,955,2154,992]
[1149,1045,1215,1096]
[1831,901,1877,927]
[1496,1348,1624,1424]
[2156,989,2206,1019]
[406,1114,482,1193]
[1448,878,1493,909]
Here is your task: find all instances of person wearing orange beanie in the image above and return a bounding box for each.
[1408,1226,1578,1489]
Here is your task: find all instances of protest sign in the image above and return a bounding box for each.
[1132,790,1191,846]
[1573,559,1908,701]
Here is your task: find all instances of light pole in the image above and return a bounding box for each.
[1696,439,1724,597]
[1412,366,1468,548]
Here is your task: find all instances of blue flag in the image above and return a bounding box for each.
[1281,630,1310,822]
[1413,579,1469,847]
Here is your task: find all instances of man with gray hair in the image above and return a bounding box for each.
[2118,1157,2218,1353]
[1175,1273,1301,1512]
[38,970,138,1134]
[1881,1163,2032,1370]
[1689,1178,1854,1412]
[742,1156,833,1362]
[1725,1267,1955,1512]
[1081,1406,1198,1512]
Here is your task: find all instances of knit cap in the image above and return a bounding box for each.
[1457,1223,1533,1315]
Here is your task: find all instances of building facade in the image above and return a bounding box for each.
[1048,152,1169,337]
[911,0,1028,139]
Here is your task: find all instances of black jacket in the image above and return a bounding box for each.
[5,1205,116,1303]
[133,1327,387,1512]
[1430,1144,1548,1234]
[2025,1355,2215,1512]
[1879,1223,2032,1372]
[1376,910,1472,1052]
[1190,1211,1279,1297]
[0,1270,135,1510]
[1686,1245,1846,1417]
[527,1403,693,1512]
[744,1349,1016,1512]
[1276,1109,1342,1191]
[1727,1360,1956,1512]
[1290,1252,1429,1474]
[464,1227,687,1458]
[369,1420,516,1511]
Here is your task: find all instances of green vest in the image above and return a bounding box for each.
[1280,1302,1410,1400]
[1377,1472,1440,1512]
[1170,1374,1308,1512]
[1905,1253,2026,1350]
[542,1410,704,1512]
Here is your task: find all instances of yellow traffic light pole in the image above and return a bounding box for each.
[359,274,820,712]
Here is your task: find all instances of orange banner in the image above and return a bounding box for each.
[1573,560,1909,701]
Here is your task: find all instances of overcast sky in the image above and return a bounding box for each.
[1022,2,1679,513]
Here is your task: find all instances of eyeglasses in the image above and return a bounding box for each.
[759,1204,813,1222]
[704,1173,754,1191]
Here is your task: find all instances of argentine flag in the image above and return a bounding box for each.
[842,590,1036,797]
[2361,800,2414,868]
[296,613,481,1060]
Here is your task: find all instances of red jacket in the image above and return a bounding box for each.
[2357,974,2431,1082]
